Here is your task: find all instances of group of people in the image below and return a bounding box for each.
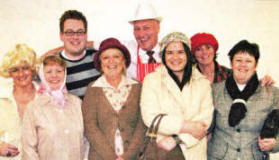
[1,2,279,160]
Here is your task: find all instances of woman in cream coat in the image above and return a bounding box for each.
[0,44,38,160]
[140,32,214,160]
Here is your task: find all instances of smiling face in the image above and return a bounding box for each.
[100,48,126,79]
[164,41,187,79]
[133,19,160,51]
[43,63,65,90]
[60,19,87,57]
[231,51,257,84]
[194,44,215,66]
[10,64,33,88]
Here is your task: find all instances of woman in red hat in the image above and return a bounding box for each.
[82,38,146,160]
[190,33,230,84]
[191,33,274,86]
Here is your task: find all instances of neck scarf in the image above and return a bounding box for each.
[225,72,259,127]
[38,64,67,108]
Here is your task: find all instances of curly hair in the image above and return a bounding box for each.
[0,44,37,77]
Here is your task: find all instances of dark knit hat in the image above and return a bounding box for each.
[190,33,219,53]
[94,38,131,71]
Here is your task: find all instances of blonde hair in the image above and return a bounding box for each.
[0,44,37,77]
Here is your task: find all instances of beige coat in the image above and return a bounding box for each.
[0,82,39,160]
[22,93,86,160]
[140,65,214,160]
[0,86,22,160]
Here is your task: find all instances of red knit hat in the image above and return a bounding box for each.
[190,33,219,53]
[94,38,131,71]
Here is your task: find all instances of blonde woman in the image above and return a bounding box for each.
[0,44,38,159]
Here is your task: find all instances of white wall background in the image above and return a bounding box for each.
[1,0,279,82]
[1,0,279,158]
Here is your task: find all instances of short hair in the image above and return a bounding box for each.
[43,55,66,70]
[0,44,37,77]
[228,40,260,63]
[59,10,87,33]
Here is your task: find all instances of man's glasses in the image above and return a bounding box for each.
[63,30,86,37]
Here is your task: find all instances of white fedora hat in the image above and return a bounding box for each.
[129,2,162,23]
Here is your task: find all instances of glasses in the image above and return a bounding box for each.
[63,30,86,37]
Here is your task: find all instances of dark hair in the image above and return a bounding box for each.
[59,10,87,33]
[162,42,193,89]
[228,40,260,63]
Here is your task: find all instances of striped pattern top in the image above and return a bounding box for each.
[60,49,100,99]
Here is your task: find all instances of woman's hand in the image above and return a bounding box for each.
[180,121,207,140]
[157,136,177,151]
[260,75,274,86]
[0,142,19,157]
[189,121,207,140]
[258,137,276,151]
[86,41,94,49]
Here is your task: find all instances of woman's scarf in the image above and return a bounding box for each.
[38,64,67,108]
[225,72,259,127]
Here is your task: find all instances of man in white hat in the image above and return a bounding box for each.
[126,2,162,82]
[43,3,161,82]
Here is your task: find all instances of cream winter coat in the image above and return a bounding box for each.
[140,65,214,160]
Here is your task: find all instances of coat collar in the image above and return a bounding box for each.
[154,65,207,109]
[92,75,138,89]
[155,64,206,88]
[37,93,73,108]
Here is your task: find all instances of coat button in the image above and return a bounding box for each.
[237,148,241,152]
[236,129,241,132]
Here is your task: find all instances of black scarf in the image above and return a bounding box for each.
[225,72,259,127]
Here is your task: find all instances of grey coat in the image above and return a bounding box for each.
[208,81,279,160]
